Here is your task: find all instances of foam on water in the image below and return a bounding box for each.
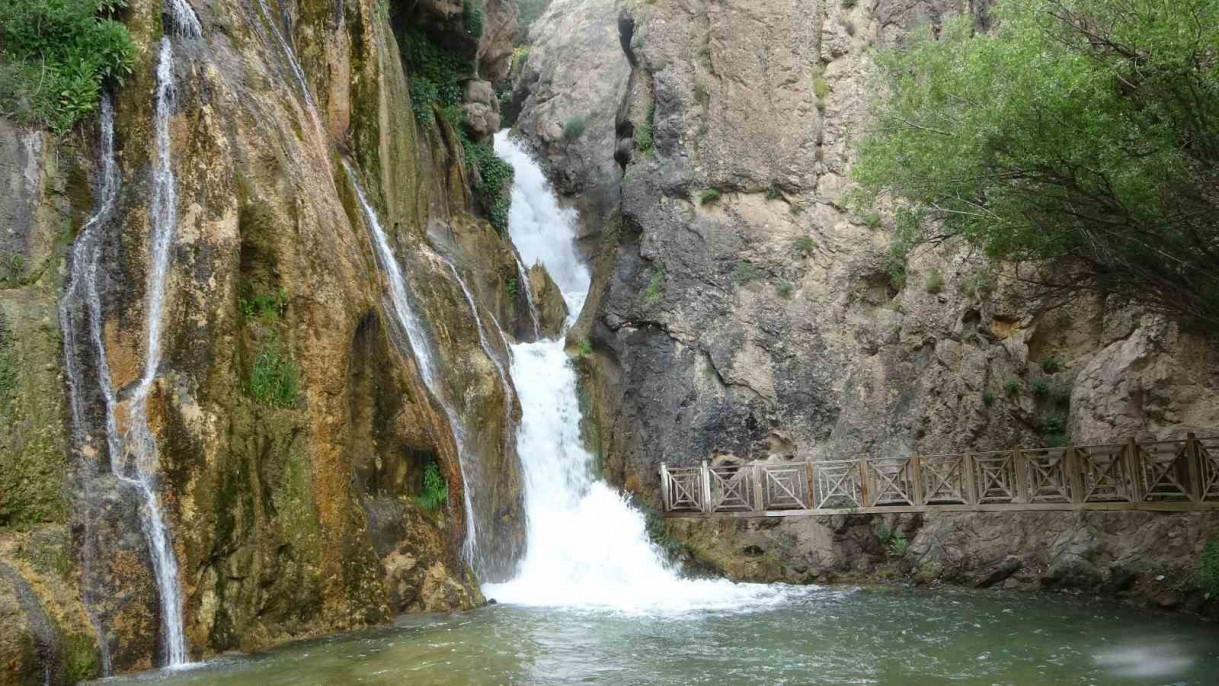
[484,133,800,613]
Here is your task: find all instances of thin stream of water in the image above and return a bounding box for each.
[342,162,483,569]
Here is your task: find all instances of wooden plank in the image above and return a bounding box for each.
[662,500,1219,519]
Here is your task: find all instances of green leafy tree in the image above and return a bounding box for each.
[854,1,1219,332]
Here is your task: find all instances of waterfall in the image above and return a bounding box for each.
[342,162,483,569]
[117,37,191,667]
[59,94,119,676]
[255,0,325,140]
[165,0,202,38]
[511,255,541,339]
[483,133,799,612]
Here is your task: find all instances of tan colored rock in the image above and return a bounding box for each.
[528,264,569,338]
[476,0,520,83]
[461,79,502,140]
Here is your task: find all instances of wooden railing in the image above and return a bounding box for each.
[660,434,1219,516]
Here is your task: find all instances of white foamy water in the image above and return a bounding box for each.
[494,132,590,318]
[484,134,800,612]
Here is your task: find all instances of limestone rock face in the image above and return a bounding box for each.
[476,0,520,83]
[510,0,631,245]
[2,0,530,678]
[511,0,1219,502]
[461,79,502,140]
[527,264,569,338]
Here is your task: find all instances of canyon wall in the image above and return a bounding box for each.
[511,0,1219,607]
[1,0,544,682]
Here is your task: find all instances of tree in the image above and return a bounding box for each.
[853,0,1219,332]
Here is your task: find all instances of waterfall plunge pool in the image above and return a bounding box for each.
[92,586,1219,685]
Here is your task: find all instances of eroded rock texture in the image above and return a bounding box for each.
[511,0,1219,600]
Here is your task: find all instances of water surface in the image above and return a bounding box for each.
[98,587,1219,686]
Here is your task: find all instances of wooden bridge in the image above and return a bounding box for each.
[660,434,1219,517]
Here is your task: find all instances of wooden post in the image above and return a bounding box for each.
[1065,445,1084,504]
[660,464,671,512]
[1125,438,1143,502]
[1012,446,1028,504]
[753,463,766,512]
[963,451,977,505]
[910,456,925,506]
[859,455,872,507]
[1186,433,1202,503]
[806,461,816,509]
[700,460,712,513]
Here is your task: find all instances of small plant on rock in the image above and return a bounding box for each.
[506,277,519,296]
[794,236,816,256]
[924,268,944,294]
[731,261,759,283]
[418,461,448,513]
[1040,355,1062,374]
[775,279,795,298]
[576,339,593,357]
[1004,377,1022,394]
[563,115,586,139]
[697,188,721,205]
[644,268,665,304]
[982,389,995,405]
[1030,376,1051,398]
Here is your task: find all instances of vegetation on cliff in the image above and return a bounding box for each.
[855,0,1219,332]
[0,0,134,132]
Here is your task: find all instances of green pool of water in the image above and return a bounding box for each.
[98,586,1219,685]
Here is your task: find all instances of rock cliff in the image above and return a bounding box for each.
[511,0,1219,604]
[1,0,537,681]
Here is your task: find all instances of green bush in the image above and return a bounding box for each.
[1040,356,1062,374]
[794,236,816,256]
[563,115,586,139]
[460,131,514,234]
[644,268,665,304]
[1004,377,1022,394]
[0,0,136,132]
[1030,376,1051,398]
[842,0,857,7]
[403,26,470,125]
[731,261,759,283]
[812,76,830,100]
[853,1,1219,333]
[960,269,994,299]
[506,277,519,296]
[982,389,996,405]
[418,461,448,513]
[924,268,944,294]
[238,288,289,320]
[1199,540,1219,595]
[576,339,592,357]
[693,83,709,105]
[862,211,881,229]
[634,103,655,153]
[697,188,721,205]
[775,279,795,298]
[246,334,300,408]
[888,532,909,558]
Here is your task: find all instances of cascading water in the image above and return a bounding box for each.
[484,133,801,611]
[342,163,483,568]
[59,93,119,676]
[512,256,541,339]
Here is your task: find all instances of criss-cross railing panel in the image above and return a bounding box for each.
[1201,438,1219,501]
[973,450,1018,504]
[763,466,809,510]
[868,458,916,506]
[664,467,704,512]
[920,455,969,505]
[813,460,864,509]
[1077,444,1134,502]
[1023,448,1072,503]
[709,466,754,512]
[1141,440,1194,501]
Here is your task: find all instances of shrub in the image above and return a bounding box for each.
[1199,540,1219,595]
[238,288,289,320]
[924,268,944,294]
[1039,410,1068,436]
[697,188,721,205]
[246,334,300,408]
[982,389,995,405]
[963,330,979,344]
[505,277,518,296]
[812,76,831,100]
[576,339,592,357]
[853,1,1219,333]
[0,0,136,132]
[766,185,783,201]
[644,268,665,304]
[775,279,794,298]
[862,211,881,229]
[418,461,448,513]
[960,269,994,299]
[460,131,514,234]
[634,103,655,152]
[794,236,816,256]
[402,24,473,125]
[842,0,856,7]
[732,261,759,283]
[1004,377,1022,394]
[562,114,586,139]
[1040,355,1062,374]
[693,82,709,105]
[1030,376,1051,398]
[888,532,909,558]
